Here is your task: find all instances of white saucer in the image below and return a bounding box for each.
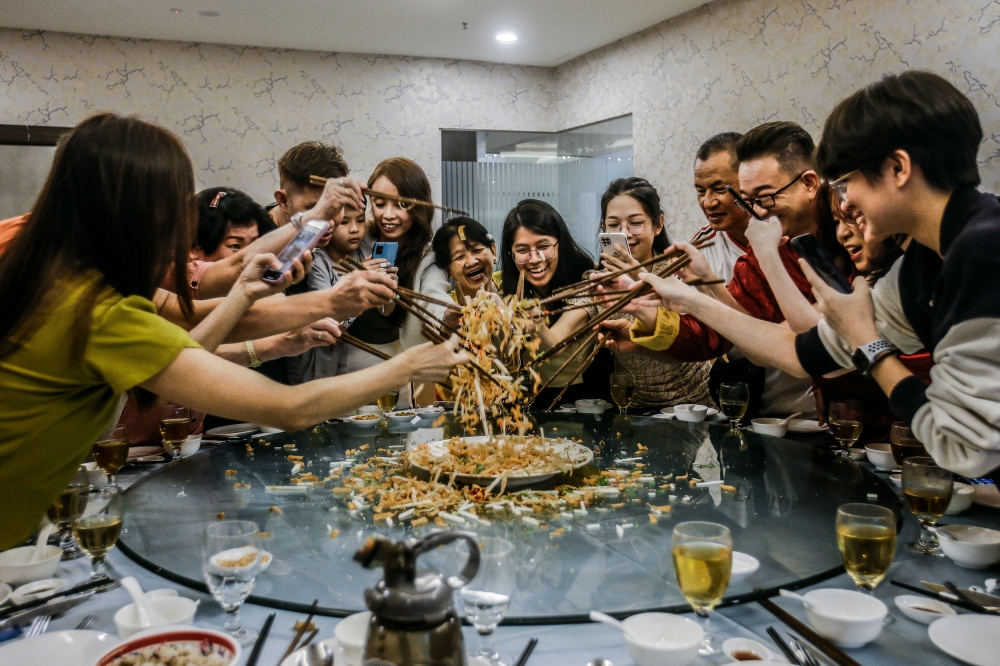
[280,637,347,666]
[928,614,1000,665]
[11,578,66,605]
[0,630,119,666]
[651,413,675,420]
[730,552,760,579]
[205,423,260,438]
[787,419,828,433]
[0,581,11,606]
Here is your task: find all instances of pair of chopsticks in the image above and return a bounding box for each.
[541,278,724,317]
[513,637,538,666]
[244,612,275,666]
[891,580,1000,615]
[280,600,320,663]
[0,577,106,620]
[309,175,468,215]
[758,598,862,666]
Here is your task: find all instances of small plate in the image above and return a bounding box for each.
[280,637,347,666]
[894,595,955,624]
[787,419,828,433]
[127,445,164,460]
[928,614,1000,666]
[0,630,119,666]
[11,578,66,605]
[130,455,166,464]
[650,413,675,420]
[348,414,382,427]
[205,423,260,438]
[730,552,760,579]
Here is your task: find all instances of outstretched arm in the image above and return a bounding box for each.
[744,217,820,332]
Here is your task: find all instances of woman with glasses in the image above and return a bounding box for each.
[593,178,715,410]
[500,199,612,408]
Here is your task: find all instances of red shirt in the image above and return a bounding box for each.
[667,242,814,361]
[0,214,28,255]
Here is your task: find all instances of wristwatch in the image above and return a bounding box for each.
[289,211,305,230]
[851,338,896,375]
[245,340,262,368]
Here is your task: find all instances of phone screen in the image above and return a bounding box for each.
[789,234,852,294]
[262,220,328,282]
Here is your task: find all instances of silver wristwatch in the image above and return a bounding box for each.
[290,211,305,230]
[851,338,897,375]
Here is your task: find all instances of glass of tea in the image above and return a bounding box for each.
[902,456,952,555]
[610,369,636,415]
[672,521,732,655]
[93,424,130,486]
[73,485,124,591]
[160,404,192,461]
[835,503,896,593]
[889,422,925,467]
[718,383,748,433]
[47,483,89,560]
[828,399,864,456]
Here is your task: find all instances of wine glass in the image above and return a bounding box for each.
[93,424,130,486]
[610,369,635,415]
[460,537,516,666]
[203,521,263,646]
[47,483,88,560]
[828,399,863,456]
[672,521,732,655]
[902,457,952,555]
[378,389,399,425]
[718,383,748,433]
[835,503,896,593]
[160,404,192,461]
[72,485,124,592]
[889,422,926,467]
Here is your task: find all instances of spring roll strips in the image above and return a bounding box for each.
[446,293,541,435]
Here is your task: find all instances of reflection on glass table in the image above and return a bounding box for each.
[118,413,899,622]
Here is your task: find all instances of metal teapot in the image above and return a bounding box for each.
[354,531,480,666]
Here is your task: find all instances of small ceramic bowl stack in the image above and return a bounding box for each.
[673,404,708,423]
[864,443,897,471]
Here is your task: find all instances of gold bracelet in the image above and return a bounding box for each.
[245,340,262,368]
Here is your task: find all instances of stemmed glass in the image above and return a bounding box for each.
[377,389,399,426]
[835,503,896,593]
[828,399,863,456]
[889,422,926,467]
[902,457,952,555]
[47,482,88,560]
[203,521,263,646]
[460,537,516,666]
[718,383,748,433]
[72,485,124,592]
[610,369,635,416]
[160,404,192,461]
[93,424,130,486]
[672,521,732,655]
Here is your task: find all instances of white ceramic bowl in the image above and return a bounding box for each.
[722,636,773,662]
[622,612,703,666]
[937,525,1000,569]
[334,611,371,666]
[802,588,886,648]
[674,404,708,423]
[946,482,976,515]
[79,462,107,486]
[893,595,956,624]
[751,418,788,437]
[848,448,866,462]
[386,410,418,424]
[348,414,382,427]
[575,399,609,414]
[864,443,897,471]
[180,435,201,457]
[97,625,239,666]
[730,552,760,581]
[113,596,200,639]
[0,545,62,586]
[889,473,902,487]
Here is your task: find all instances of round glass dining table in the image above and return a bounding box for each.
[117,412,898,623]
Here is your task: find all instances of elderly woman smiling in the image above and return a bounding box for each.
[432,217,501,299]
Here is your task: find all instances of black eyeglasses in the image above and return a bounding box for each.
[738,171,806,212]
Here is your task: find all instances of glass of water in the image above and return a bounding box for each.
[203,521,262,646]
[460,537,516,666]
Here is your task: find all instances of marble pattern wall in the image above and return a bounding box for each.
[0,29,558,206]
[555,0,1000,238]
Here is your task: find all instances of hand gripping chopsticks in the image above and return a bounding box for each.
[309,174,468,216]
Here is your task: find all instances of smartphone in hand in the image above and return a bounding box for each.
[262,220,329,283]
[598,232,631,258]
[373,241,399,267]
[790,234,852,294]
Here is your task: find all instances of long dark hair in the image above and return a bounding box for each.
[367,158,433,324]
[500,200,594,300]
[600,177,671,254]
[0,113,195,360]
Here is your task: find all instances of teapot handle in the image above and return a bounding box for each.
[413,530,480,587]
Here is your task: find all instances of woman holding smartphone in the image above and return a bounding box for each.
[594,178,714,410]
[0,113,469,550]
[342,157,452,405]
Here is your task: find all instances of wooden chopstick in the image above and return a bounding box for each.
[543,341,604,411]
[339,331,393,361]
[281,599,319,662]
[516,268,525,302]
[758,598,862,666]
[309,174,469,215]
[244,612,274,666]
[395,286,463,311]
[890,580,995,614]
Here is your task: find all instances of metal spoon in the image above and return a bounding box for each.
[303,641,334,666]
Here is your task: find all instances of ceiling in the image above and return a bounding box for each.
[0,0,707,67]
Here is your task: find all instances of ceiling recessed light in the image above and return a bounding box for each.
[496,32,517,43]
[198,10,221,17]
